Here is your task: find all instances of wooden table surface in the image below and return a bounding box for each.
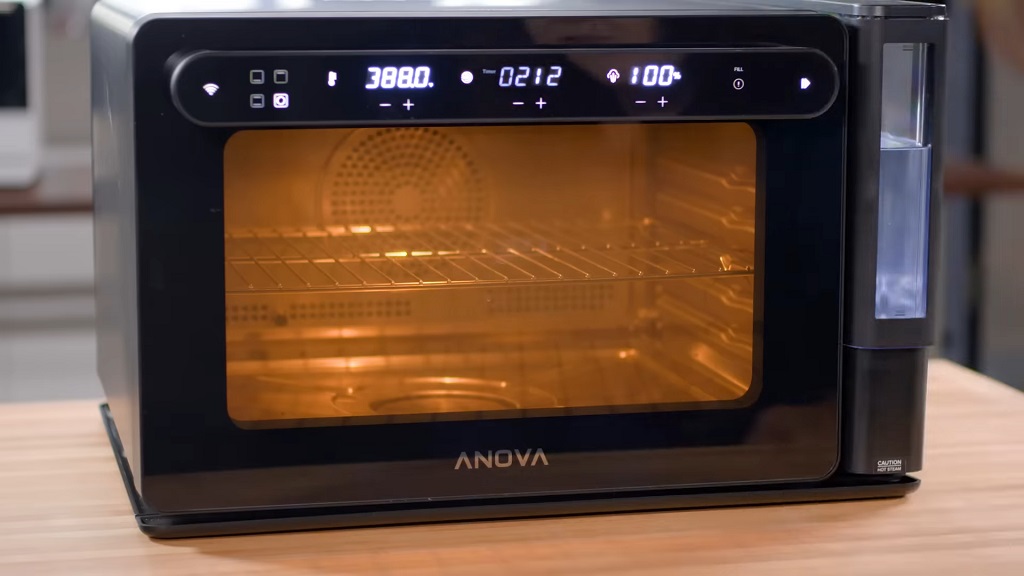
[1,359,1023,575]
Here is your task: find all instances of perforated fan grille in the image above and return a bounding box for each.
[486,285,618,315]
[287,299,412,322]
[226,303,270,325]
[321,128,487,227]
[226,299,412,327]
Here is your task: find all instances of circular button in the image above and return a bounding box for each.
[733,78,745,90]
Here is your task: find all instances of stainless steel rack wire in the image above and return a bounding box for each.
[225,221,754,293]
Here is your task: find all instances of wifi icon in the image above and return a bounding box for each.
[202,83,220,96]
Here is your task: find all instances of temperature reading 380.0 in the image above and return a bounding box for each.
[366,66,433,89]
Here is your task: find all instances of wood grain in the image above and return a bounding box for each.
[1,360,1022,575]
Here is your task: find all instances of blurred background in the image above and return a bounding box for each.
[2,0,1023,401]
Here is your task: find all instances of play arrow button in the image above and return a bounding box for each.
[800,77,812,90]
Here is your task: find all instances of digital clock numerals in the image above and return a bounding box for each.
[630,65,682,87]
[366,66,433,90]
[498,66,563,88]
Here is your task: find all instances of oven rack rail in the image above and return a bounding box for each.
[224,222,754,293]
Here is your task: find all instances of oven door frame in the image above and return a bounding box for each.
[129,13,849,513]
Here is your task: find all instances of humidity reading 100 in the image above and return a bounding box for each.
[366,66,434,89]
[630,65,682,87]
[498,66,563,88]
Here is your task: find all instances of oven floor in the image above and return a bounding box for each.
[226,338,750,426]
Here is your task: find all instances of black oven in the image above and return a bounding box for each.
[91,0,945,538]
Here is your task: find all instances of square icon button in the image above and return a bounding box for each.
[250,70,265,85]
[272,93,290,109]
[273,69,289,84]
[250,94,265,109]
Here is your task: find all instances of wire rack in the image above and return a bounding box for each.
[224,221,754,293]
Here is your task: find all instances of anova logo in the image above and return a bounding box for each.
[455,449,549,470]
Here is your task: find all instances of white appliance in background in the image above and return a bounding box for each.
[0,0,43,188]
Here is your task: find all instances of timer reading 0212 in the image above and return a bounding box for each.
[498,65,563,88]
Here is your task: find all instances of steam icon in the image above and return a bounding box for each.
[607,69,620,84]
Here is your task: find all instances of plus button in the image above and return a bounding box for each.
[658,97,668,107]
[403,99,415,111]
[536,98,547,109]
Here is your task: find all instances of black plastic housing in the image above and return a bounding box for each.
[842,347,928,475]
[102,403,921,539]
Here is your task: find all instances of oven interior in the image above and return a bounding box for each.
[223,123,758,427]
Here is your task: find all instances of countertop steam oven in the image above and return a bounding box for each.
[91,0,945,537]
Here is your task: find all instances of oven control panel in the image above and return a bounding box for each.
[171,49,839,126]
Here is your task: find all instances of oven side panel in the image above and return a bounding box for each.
[91,2,142,486]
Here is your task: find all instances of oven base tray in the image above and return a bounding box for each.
[102,404,920,539]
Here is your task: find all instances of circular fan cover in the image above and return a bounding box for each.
[320,127,487,227]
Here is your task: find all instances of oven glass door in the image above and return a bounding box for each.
[130,13,848,512]
[223,123,757,428]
